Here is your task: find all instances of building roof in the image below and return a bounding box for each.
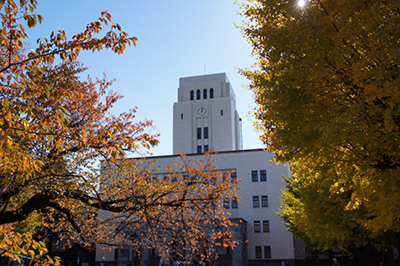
[130,148,268,160]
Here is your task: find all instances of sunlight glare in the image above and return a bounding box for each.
[298,0,306,7]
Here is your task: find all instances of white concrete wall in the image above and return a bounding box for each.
[140,149,295,261]
[173,101,193,154]
[173,73,241,154]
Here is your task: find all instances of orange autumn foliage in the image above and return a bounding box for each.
[0,0,238,265]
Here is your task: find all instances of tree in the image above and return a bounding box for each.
[240,0,400,252]
[0,0,238,264]
[98,154,238,262]
[280,175,396,266]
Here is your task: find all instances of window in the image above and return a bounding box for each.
[196,89,201,100]
[190,90,194,100]
[220,109,223,116]
[210,88,214,98]
[204,145,209,152]
[231,171,237,183]
[264,246,271,258]
[254,221,261,233]
[305,247,319,258]
[183,175,189,183]
[263,220,270,233]
[231,197,238,209]
[181,113,183,120]
[253,196,260,208]
[252,170,258,182]
[197,145,202,154]
[261,195,268,207]
[260,170,267,181]
[224,199,230,209]
[255,246,262,259]
[203,89,207,99]
[197,128,202,139]
[222,173,229,183]
[114,249,119,261]
[204,127,208,139]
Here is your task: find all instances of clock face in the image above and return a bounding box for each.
[197,106,208,117]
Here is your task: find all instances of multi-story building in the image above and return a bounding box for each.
[96,73,296,266]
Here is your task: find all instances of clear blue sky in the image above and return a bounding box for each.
[28,0,263,156]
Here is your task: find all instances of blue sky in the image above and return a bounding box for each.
[27,0,262,156]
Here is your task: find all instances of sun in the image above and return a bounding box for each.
[298,0,306,7]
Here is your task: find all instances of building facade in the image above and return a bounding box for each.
[173,73,243,154]
[96,73,297,266]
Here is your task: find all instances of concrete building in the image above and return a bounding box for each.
[173,73,243,154]
[96,73,296,266]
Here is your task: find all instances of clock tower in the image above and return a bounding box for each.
[173,73,243,154]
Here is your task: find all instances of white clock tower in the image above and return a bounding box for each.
[173,73,243,154]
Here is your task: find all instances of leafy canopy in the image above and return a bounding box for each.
[0,0,238,264]
[240,0,400,251]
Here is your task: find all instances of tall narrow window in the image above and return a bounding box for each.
[262,195,268,207]
[196,89,201,100]
[114,249,119,261]
[252,170,258,182]
[181,113,183,120]
[210,88,214,98]
[231,197,238,209]
[204,145,209,152]
[231,171,237,183]
[197,145,202,154]
[197,128,202,139]
[264,246,271,258]
[255,246,262,259]
[226,247,231,255]
[260,170,267,181]
[224,199,230,209]
[263,220,270,232]
[254,221,261,233]
[203,89,207,99]
[253,196,260,208]
[204,127,208,139]
[190,90,194,100]
[220,110,223,116]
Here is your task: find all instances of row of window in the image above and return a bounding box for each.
[197,127,209,139]
[224,197,238,209]
[159,170,265,184]
[197,145,209,153]
[252,170,267,182]
[224,195,268,209]
[156,171,237,183]
[190,88,214,100]
[253,195,268,208]
[255,246,271,259]
[254,220,270,233]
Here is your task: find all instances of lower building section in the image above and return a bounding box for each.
[248,260,296,266]
[95,149,296,266]
[95,218,248,266]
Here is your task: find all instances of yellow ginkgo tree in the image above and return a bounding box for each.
[240,0,400,254]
